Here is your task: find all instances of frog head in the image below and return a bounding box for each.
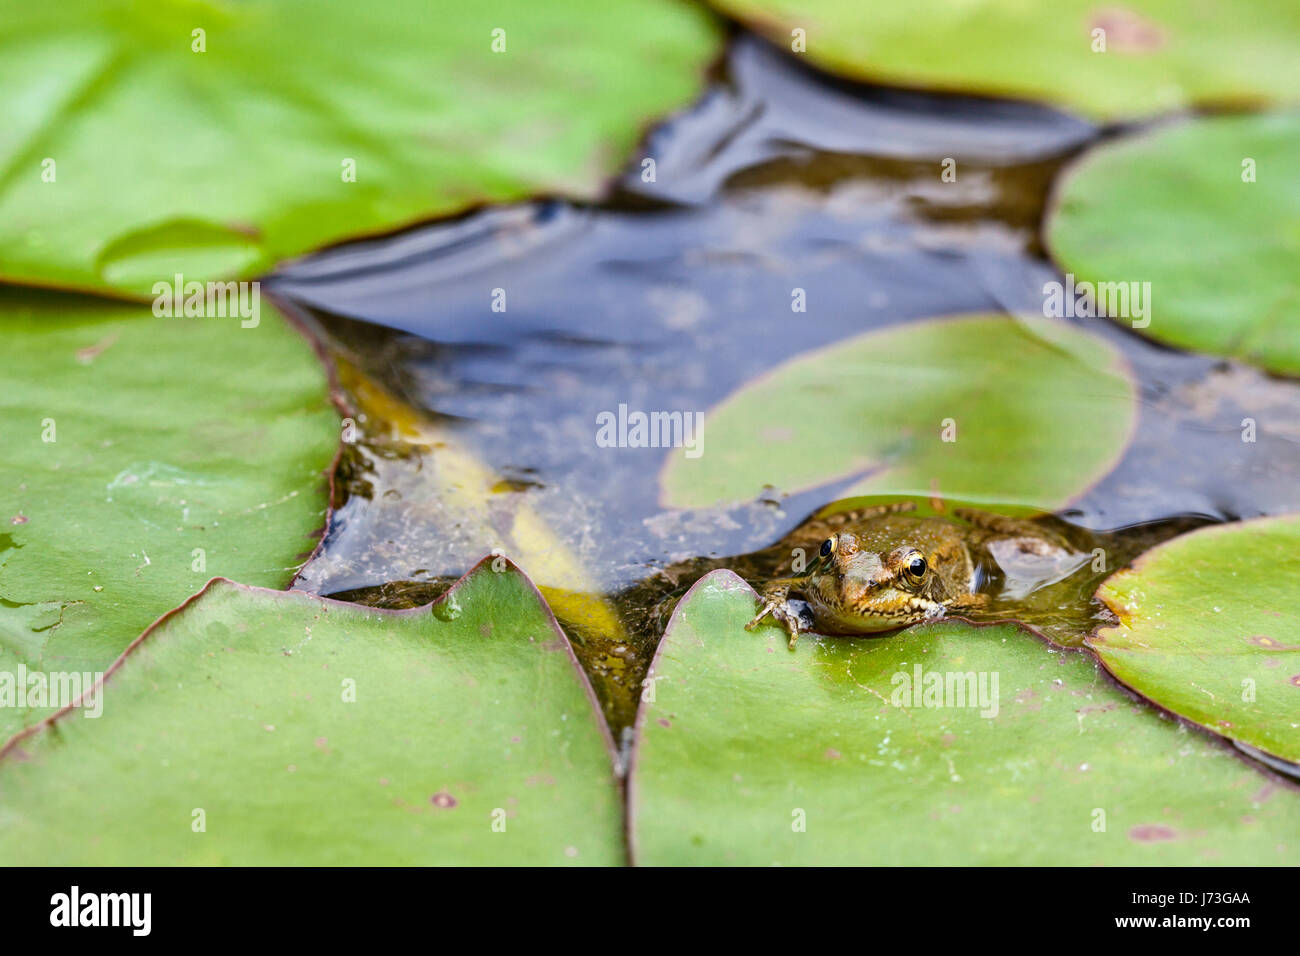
[804,531,949,632]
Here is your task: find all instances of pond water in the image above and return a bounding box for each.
[268,35,1300,732]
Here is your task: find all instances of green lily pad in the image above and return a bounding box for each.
[0,0,719,296]
[708,0,1300,121]
[1047,113,1300,376]
[660,315,1135,511]
[0,561,623,864]
[629,571,1300,865]
[0,289,338,739]
[1091,515,1300,765]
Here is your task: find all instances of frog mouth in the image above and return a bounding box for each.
[809,588,944,633]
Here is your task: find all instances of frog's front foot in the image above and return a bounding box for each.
[922,603,947,622]
[746,600,802,649]
[745,581,801,650]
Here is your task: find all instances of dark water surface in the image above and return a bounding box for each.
[269,36,1300,731]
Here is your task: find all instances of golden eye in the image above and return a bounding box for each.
[906,553,928,578]
[820,536,837,558]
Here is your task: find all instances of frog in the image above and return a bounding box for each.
[746,500,1085,648]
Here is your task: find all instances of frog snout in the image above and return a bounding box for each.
[840,553,891,587]
[838,571,884,604]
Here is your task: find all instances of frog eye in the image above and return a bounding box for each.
[906,553,928,578]
[820,536,837,558]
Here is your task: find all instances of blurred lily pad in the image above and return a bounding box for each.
[708,0,1300,121]
[0,561,623,864]
[0,0,719,296]
[660,315,1135,511]
[629,571,1300,865]
[1048,113,1300,376]
[0,289,338,739]
[1091,515,1300,764]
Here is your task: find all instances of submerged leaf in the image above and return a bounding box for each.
[321,359,630,650]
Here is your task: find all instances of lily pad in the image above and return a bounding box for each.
[0,0,719,296]
[660,315,1135,511]
[628,571,1300,865]
[1091,515,1300,764]
[1047,113,1300,376]
[0,560,623,865]
[708,0,1300,121]
[0,289,338,739]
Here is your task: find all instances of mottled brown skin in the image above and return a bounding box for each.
[746,502,1072,648]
